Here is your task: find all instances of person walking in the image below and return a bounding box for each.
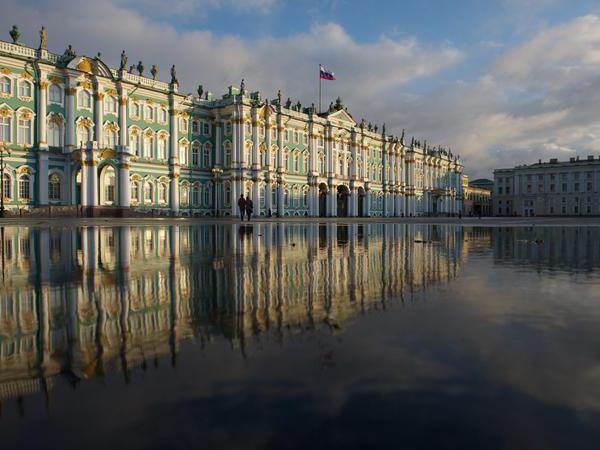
[245,195,254,222]
[237,194,246,221]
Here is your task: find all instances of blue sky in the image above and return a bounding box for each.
[4,0,600,177]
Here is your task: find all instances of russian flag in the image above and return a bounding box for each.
[320,65,336,81]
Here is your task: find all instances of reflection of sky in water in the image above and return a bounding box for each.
[0,223,599,450]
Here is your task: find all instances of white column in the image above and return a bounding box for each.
[276,117,285,216]
[214,119,222,166]
[169,99,180,214]
[118,148,130,208]
[118,87,127,146]
[37,152,49,206]
[38,78,48,150]
[65,83,76,151]
[95,89,104,147]
[350,187,358,217]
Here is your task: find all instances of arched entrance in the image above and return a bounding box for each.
[319,183,328,217]
[73,167,82,205]
[337,185,349,217]
[357,187,366,217]
[99,165,117,206]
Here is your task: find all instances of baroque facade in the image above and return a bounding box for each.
[0,28,463,217]
[494,156,600,216]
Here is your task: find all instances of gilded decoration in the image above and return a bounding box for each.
[39,81,48,89]
[145,129,154,138]
[76,58,93,74]
[0,107,12,117]
[105,122,118,132]
[48,114,63,125]
[17,166,31,174]
[65,87,77,95]
[0,68,11,75]
[145,99,154,105]
[78,117,93,129]
[118,97,127,105]
[19,110,33,120]
[78,80,93,89]
[99,149,116,160]
[105,89,117,96]
[49,76,63,85]
[94,93,104,101]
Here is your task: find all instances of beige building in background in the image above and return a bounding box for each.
[462,175,492,216]
[493,156,600,216]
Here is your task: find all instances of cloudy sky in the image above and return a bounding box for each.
[3,0,600,178]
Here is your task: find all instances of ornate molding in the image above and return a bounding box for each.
[39,81,48,89]
[65,87,77,96]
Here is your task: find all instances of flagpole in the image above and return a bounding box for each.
[318,65,322,114]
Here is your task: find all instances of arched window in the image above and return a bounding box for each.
[284,151,289,170]
[145,105,154,121]
[180,186,189,206]
[0,116,11,143]
[271,150,277,168]
[225,121,232,136]
[245,122,251,134]
[131,102,140,118]
[319,155,326,174]
[224,142,232,167]
[2,173,11,199]
[158,183,167,203]
[48,120,61,147]
[18,174,30,200]
[159,108,167,123]
[131,181,140,203]
[272,187,277,207]
[180,118,188,132]
[48,173,61,201]
[203,143,211,168]
[129,130,141,156]
[18,115,32,145]
[78,90,91,109]
[338,158,344,175]
[105,129,117,150]
[18,81,32,98]
[49,84,62,104]
[203,184,211,206]
[294,153,299,172]
[224,182,231,206]
[179,144,188,165]
[284,189,289,207]
[192,143,200,166]
[260,148,267,166]
[103,167,116,205]
[303,155,309,173]
[104,96,117,114]
[303,189,308,207]
[157,137,167,160]
[192,185,200,206]
[0,76,11,95]
[260,185,265,208]
[144,182,154,204]
[144,134,154,158]
[77,124,91,147]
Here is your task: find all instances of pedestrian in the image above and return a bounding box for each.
[245,195,254,221]
[237,194,246,221]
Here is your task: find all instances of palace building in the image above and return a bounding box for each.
[0,27,464,217]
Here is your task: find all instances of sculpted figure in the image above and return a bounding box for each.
[39,27,47,50]
[120,50,128,71]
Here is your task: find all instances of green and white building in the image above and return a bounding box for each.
[0,27,464,217]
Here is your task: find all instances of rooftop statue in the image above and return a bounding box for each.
[285,98,292,109]
[277,90,282,105]
[119,50,128,71]
[170,65,178,85]
[334,96,344,111]
[400,129,405,144]
[382,123,386,135]
[57,44,76,67]
[129,65,135,74]
[39,26,47,51]
[296,101,302,111]
[137,61,144,76]
[151,65,158,80]
[9,25,20,44]
[240,78,245,92]
[197,84,203,98]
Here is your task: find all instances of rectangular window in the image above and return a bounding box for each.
[0,117,10,143]
[203,122,211,136]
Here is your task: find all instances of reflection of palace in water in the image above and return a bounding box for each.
[0,223,464,405]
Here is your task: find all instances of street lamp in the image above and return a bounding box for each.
[0,142,11,218]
